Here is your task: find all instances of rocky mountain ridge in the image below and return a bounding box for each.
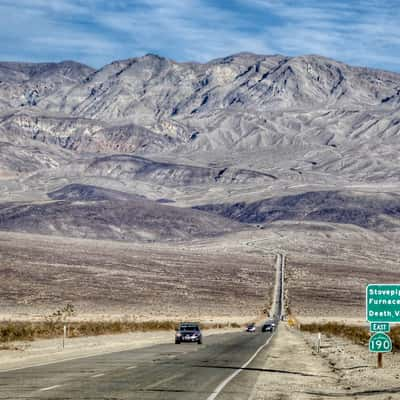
[1,53,399,177]
[1,53,400,241]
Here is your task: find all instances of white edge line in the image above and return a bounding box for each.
[206,334,275,400]
[91,373,105,378]
[143,372,185,390]
[126,365,137,370]
[0,331,231,375]
[39,385,61,392]
[0,346,150,374]
[0,331,238,374]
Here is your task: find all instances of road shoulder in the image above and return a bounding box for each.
[249,324,340,400]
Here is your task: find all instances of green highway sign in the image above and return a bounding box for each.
[366,284,400,322]
[370,322,390,333]
[369,332,392,353]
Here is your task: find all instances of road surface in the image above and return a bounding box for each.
[0,254,284,400]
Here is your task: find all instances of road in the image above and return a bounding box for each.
[0,254,284,400]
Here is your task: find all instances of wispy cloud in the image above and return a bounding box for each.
[92,0,274,62]
[0,0,399,72]
[245,0,400,70]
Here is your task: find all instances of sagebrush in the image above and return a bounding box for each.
[0,320,240,343]
[300,322,400,351]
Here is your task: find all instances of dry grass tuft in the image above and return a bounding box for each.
[0,320,240,343]
[300,322,370,346]
[388,326,400,350]
[0,344,21,351]
[300,322,400,351]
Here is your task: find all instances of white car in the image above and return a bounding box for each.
[246,323,256,332]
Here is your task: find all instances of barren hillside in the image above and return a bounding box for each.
[0,53,399,320]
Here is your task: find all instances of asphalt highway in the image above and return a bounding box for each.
[0,329,274,399]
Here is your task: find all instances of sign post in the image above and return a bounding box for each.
[378,352,383,368]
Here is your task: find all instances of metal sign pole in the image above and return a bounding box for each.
[378,352,383,368]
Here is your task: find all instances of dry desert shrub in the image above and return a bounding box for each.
[388,326,400,349]
[300,322,370,346]
[0,320,240,343]
[301,322,400,351]
[0,320,177,342]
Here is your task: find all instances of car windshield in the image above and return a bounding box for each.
[180,325,198,331]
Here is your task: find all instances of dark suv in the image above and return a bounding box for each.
[262,320,276,332]
[175,322,202,344]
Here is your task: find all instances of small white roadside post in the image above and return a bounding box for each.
[63,325,67,350]
[316,332,321,353]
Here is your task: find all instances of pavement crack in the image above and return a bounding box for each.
[193,364,331,378]
[303,387,400,397]
[139,388,192,393]
[333,364,369,371]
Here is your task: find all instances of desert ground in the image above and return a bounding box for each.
[2,214,399,323]
[245,324,400,400]
[1,53,400,327]
[0,230,275,322]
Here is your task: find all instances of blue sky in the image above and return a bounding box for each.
[0,0,399,72]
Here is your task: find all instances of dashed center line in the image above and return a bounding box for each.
[39,385,61,392]
[143,373,184,390]
[126,366,137,370]
[91,373,105,378]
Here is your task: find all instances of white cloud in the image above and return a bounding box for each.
[239,0,400,71]
[93,0,274,62]
[0,0,398,71]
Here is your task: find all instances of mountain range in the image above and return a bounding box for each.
[1,53,399,241]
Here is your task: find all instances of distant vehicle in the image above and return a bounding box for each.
[246,323,256,333]
[262,320,276,332]
[175,322,202,344]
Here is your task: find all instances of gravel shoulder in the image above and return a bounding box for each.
[250,324,339,399]
[305,330,400,399]
[252,323,400,400]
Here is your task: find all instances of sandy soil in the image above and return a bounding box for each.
[0,231,275,321]
[238,221,400,320]
[2,219,399,323]
[252,324,400,400]
[306,331,400,399]
[249,324,339,399]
